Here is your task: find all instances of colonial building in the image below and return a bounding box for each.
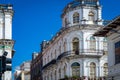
[94,16,120,80]
[14,61,31,80]
[0,4,15,80]
[31,52,43,80]
[41,0,108,80]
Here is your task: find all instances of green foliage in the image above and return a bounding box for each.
[64,75,68,79]
[72,75,79,79]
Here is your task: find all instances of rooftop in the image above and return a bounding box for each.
[68,0,98,8]
[94,16,120,37]
[0,4,13,10]
[62,0,99,17]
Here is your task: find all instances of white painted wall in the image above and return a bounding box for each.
[107,28,120,79]
[62,6,102,27]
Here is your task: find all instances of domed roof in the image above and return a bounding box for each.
[62,0,99,17]
[68,0,98,8]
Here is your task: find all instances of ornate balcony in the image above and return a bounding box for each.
[57,49,104,60]
[42,59,56,70]
[42,49,104,70]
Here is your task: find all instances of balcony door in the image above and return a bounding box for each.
[90,62,96,79]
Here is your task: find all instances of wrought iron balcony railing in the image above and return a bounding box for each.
[57,49,104,60]
[42,59,56,70]
[42,49,104,70]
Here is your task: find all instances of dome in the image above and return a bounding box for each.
[68,0,98,8]
[62,0,99,17]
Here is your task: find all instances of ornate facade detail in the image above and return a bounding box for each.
[31,0,109,80]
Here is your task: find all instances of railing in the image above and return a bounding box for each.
[57,49,103,60]
[42,49,104,70]
[42,59,56,70]
[0,4,12,10]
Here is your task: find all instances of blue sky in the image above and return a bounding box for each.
[0,0,120,77]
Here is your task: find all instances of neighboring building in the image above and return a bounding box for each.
[94,16,120,80]
[14,61,31,80]
[40,0,108,80]
[32,52,39,60]
[0,4,15,80]
[31,52,43,80]
[14,70,21,80]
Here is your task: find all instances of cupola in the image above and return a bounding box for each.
[61,0,102,27]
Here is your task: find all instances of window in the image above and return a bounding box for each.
[45,58,46,64]
[90,36,96,50]
[51,53,52,60]
[72,37,79,55]
[90,62,96,79]
[88,11,94,21]
[59,69,61,79]
[84,0,97,5]
[73,12,79,24]
[48,56,49,62]
[55,50,57,59]
[59,46,61,55]
[51,74,52,80]
[71,62,80,77]
[103,63,108,77]
[115,41,120,64]
[65,18,67,27]
[64,66,66,76]
[55,70,57,80]
[103,38,107,54]
[47,75,49,80]
[64,42,66,52]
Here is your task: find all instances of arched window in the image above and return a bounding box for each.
[64,66,66,76]
[48,56,49,62]
[103,63,108,77]
[59,46,61,55]
[55,50,57,59]
[55,70,57,80]
[45,58,46,64]
[51,53,52,60]
[64,42,66,52]
[65,18,67,27]
[90,62,96,79]
[90,36,96,50]
[88,11,94,21]
[59,68,61,79]
[71,62,80,77]
[47,75,49,80]
[51,74,52,80]
[44,76,46,80]
[72,37,79,55]
[73,12,79,24]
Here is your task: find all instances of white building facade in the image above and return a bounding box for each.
[94,16,120,80]
[42,0,108,80]
[14,61,31,80]
[0,4,14,80]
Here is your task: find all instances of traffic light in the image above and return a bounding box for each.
[5,58,12,71]
[1,51,12,73]
[0,58,2,73]
[2,55,6,73]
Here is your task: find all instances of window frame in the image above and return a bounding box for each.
[73,12,80,24]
